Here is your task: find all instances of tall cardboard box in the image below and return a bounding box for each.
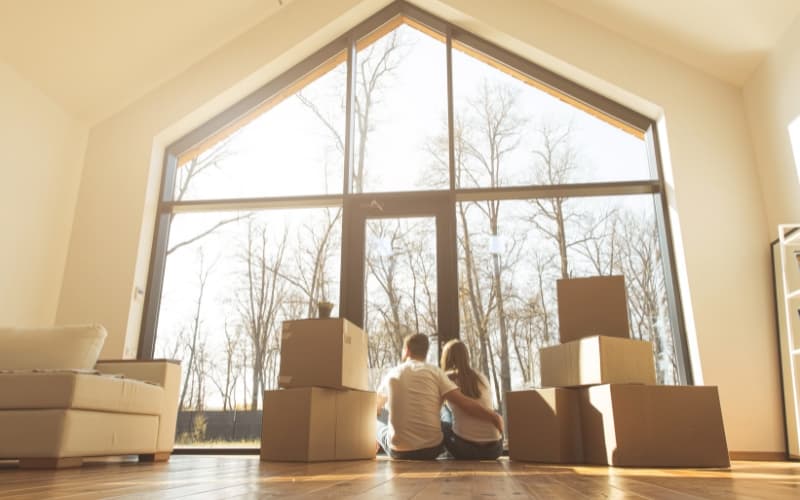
[579,384,730,467]
[557,276,630,343]
[260,387,376,462]
[507,388,583,463]
[279,318,369,391]
[541,335,656,387]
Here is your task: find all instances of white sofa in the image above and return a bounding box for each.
[0,325,181,469]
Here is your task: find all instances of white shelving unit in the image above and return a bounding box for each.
[776,224,800,459]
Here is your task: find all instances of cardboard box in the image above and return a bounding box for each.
[541,335,656,388]
[279,318,369,391]
[506,388,583,463]
[260,387,376,462]
[557,276,630,343]
[579,384,730,467]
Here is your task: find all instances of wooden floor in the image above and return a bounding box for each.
[1,455,799,499]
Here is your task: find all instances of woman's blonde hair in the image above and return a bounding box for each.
[440,339,485,399]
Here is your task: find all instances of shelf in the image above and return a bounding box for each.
[776,224,800,458]
[779,225,800,245]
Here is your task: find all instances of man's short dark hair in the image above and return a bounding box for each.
[403,333,429,359]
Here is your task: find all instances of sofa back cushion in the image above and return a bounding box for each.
[0,324,107,370]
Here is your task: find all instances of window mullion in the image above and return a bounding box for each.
[343,37,357,196]
[446,27,456,192]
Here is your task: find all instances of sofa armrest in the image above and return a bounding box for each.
[95,359,182,453]
[95,359,180,385]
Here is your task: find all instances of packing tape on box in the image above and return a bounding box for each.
[278,375,292,384]
[282,330,292,340]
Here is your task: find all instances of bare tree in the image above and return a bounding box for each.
[191,341,210,410]
[425,79,528,410]
[460,80,526,408]
[296,28,409,193]
[178,250,212,410]
[237,219,288,409]
[427,104,500,401]
[403,232,438,338]
[352,29,408,192]
[524,121,589,279]
[275,208,342,317]
[209,322,244,411]
[575,208,621,276]
[167,136,250,257]
[366,220,412,360]
[616,211,676,383]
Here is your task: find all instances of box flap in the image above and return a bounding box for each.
[340,321,369,391]
[307,388,337,461]
[507,389,582,463]
[557,276,630,343]
[261,388,313,461]
[334,390,376,460]
[279,319,344,389]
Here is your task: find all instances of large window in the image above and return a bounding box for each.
[141,1,688,449]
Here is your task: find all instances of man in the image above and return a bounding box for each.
[376,333,504,460]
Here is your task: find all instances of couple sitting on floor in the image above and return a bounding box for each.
[376,333,504,460]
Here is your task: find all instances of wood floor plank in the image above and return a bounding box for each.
[470,459,530,498]
[1,456,800,499]
[408,461,477,500]
[507,463,611,499]
[632,467,800,500]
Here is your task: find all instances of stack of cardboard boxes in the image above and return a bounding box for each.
[260,318,376,462]
[507,276,730,467]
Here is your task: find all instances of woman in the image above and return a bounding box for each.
[440,339,503,460]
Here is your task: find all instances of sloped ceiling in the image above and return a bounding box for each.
[0,0,798,126]
[543,0,800,86]
[0,0,292,125]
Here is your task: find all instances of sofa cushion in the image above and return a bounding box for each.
[0,324,107,370]
[0,409,159,459]
[0,371,163,415]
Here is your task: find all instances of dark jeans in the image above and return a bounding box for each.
[441,421,503,460]
[440,406,503,460]
[376,409,444,460]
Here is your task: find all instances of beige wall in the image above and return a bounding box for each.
[57,0,781,452]
[0,61,87,327]
[743,15,800,233]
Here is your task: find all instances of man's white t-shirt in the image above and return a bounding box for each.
[448,371,502,443]
[378,359,458,452]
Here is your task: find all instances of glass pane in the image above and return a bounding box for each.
[353,21,448,193]
[174,54,346,201]
[456,194,678,416]
[364,217,438,389]
[450,46,652,188]
[153,207,342,448]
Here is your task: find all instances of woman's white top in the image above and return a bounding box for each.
[449,371,502,443]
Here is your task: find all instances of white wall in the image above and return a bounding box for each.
[0,61,87,327]
[743,15,800,232]
[57,0,781,452]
